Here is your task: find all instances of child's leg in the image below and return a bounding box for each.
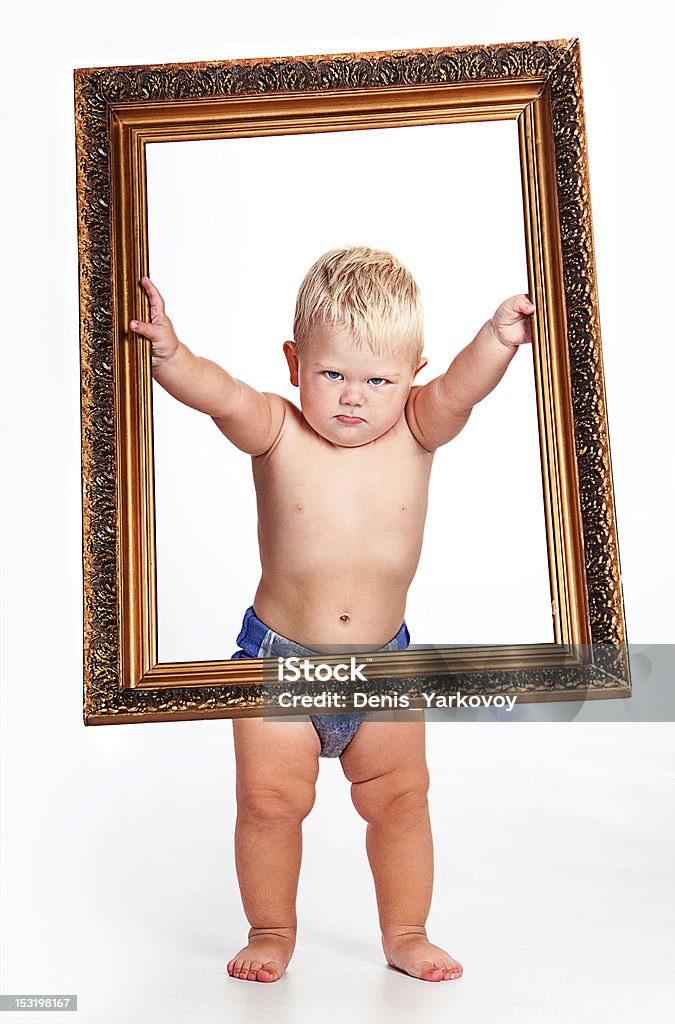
[340,713,463,982]
[228,716,321,982]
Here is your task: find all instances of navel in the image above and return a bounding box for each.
[401,504,407,512]
[339,614,350,624]
[294,503,304,513]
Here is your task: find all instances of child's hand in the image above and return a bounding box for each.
[490,295,536,349]
[129,277,180,367]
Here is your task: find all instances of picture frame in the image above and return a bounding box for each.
[75,39,630,725]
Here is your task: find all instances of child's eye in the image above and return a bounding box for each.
[369,377,388,387]
[323,371,342,380]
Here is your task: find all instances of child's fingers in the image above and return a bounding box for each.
[129,318,161,340]
[140,276,166,317]
[496,294,535,325]
[512,294,535,314]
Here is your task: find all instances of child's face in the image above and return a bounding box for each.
[284,324,427,447]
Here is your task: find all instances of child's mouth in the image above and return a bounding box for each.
[335,415,365,424]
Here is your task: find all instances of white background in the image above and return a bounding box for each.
[146,121,552,658]
[1,3,674,1023]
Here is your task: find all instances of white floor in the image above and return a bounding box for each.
[2,719,673,1024]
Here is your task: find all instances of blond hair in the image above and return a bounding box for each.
[293,246,424,366]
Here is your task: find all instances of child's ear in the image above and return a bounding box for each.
[283,340,300,387]
[412,356,428,381]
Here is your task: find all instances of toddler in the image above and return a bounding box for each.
[130,246,533,983]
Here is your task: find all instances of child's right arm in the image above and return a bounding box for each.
[129,277,284,456]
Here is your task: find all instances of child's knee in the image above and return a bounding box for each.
[237,780,316,826]
[350,766,430,827]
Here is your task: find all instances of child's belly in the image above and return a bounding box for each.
[253,461,431,649]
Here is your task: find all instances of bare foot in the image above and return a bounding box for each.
[227,927,295,983]
[383,929,463,982]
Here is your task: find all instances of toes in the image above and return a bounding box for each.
[227,953,283,983]
[441,961,463,981]
[419,958,463,982]
[246,960,263,980]
[236,959,248,979]
[226,956,241,975]
[258,961,282,983]
[418,961,445,982]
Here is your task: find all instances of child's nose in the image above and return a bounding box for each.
[340,384,364,406]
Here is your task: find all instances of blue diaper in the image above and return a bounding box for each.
[231,607,410,758]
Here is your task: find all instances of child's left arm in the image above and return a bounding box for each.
[405,294,535,452]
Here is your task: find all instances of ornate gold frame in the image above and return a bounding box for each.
[75,39,630,726]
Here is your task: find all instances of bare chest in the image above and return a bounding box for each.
[253,416,433,536]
